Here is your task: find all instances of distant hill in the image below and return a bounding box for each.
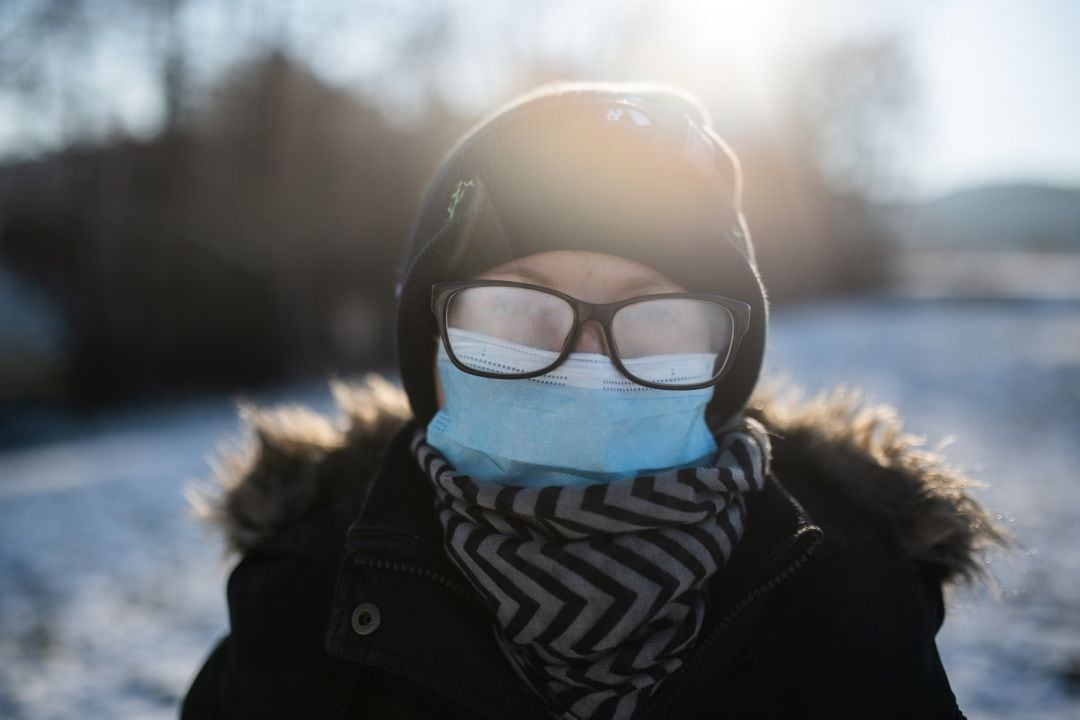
[885,184,1080,252]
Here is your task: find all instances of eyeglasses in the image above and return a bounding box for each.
[431,280,751,390]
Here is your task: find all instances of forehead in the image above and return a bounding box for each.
[478,250,685,302]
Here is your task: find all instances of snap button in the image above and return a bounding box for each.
[351,602,381,636]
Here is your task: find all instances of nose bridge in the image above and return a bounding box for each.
[571,316,611,355]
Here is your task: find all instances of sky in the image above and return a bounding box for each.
[0,0,1077,201]
[908,0,1080,196]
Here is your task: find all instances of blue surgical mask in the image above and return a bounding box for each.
[426,337,719,487]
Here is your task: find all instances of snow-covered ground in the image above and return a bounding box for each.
[1,297,1078,719]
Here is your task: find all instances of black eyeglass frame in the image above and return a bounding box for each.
[431,280,752,391]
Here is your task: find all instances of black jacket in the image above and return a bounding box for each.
[181,377,1003,719]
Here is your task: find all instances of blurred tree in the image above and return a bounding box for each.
[789,36,918,199]
[729,38,913,302]
[153,0,190,131]
[1,51,466,404]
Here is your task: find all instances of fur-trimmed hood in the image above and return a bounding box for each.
[188,375,1007,588]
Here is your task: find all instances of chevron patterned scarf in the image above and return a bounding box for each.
[411,417,771,720]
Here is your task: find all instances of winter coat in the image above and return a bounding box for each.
[181,376,1003,720]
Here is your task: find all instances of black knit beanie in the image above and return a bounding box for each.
[395,81,768,428]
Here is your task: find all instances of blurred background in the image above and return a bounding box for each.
[0,0,1077,717]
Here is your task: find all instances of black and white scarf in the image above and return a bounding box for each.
[411,418,770,720]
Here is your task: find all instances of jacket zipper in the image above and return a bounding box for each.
[641,528,824,718]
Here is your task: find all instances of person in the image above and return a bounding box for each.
[181,82,1005,719]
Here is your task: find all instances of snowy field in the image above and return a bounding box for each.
[1,296,1078,719]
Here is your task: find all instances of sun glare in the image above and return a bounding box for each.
[635,0,802,116]
[681,1,796,72]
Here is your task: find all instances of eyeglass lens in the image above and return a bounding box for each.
[444,286,735,386]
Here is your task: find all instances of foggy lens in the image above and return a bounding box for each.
[612,298,734,385]
[445,286,574,374]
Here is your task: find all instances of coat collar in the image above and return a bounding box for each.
[641,467,823,717]
[324,419,547,719]
[322,418,824,719]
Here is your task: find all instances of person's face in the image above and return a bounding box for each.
[434,250,687,408]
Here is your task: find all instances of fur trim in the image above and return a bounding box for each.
[186,374,411,556]
[188,374,1008,587]
[746,380,1010,588]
